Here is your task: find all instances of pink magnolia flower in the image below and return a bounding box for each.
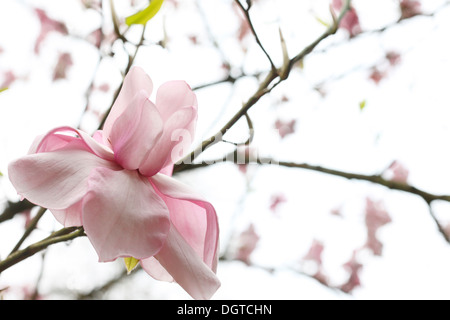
[8,66,220,300]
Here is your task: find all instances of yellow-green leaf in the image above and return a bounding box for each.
[315,16,330,28]
[125,0,164,26]
[124,257,140,274]
[0,88,8,93]
[359,100,367,111]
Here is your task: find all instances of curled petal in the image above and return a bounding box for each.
[51,199,83,227]
[142,224,221,300]
[82,168,170,262]
[103,67,153,145]
[8,150,118,210]
[109,90,163,170]
[139,106,196,176]
[32,126,114,161]
[151,173,219,272]
[156,80,198,121]
[139,257,173,282]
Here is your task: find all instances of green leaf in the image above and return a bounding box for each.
[125,0,164,26]
[0,88,8,93]
[124,257,140,274]
[359,100,367,111]
[315,16,330,28]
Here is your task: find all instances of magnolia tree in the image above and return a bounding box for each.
[1,0,450,300]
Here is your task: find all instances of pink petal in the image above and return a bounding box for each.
[142,224,221,300]
[82,168,170,262]
[33,126,114,161]
[150,173,219,272]
[109,90,163,170]
[103,67,153,144]
[139,106,196,176]
[156,80,198,121]
[51,199,83,227]
[139,257,173,282]
[8,149,118,210]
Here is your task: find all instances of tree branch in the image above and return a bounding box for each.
[174,154,450,204]
[0,227,85,274]
[178,0,352,165]
[234,0,277,71]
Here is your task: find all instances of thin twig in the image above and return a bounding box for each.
[234,0,277,71]
[174,154,450,204]
[0,227,85,274]
[97,24,148,130]
[178,0,352,165]
[9,207,47,255]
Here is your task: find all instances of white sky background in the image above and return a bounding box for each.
[1,0,450,300]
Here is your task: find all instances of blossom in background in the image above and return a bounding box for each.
[364,198,392,256]
[53,52,73,81]
[340,250,363,293]
[302,239,329,286]
[384,160,409,184]
[369,67,387,85]
[400,0,422,20]
[8,67,220,300]
[34,8,68,54]
[233,224,260,265]
[274,119,296,139]
[332,0,361,38]
[1,71,17,89]
[386,51,402,67]
[269,193,287,214]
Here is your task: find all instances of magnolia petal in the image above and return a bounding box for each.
[144,224,220,300]
[82,167,170,262]
[109,90,163,170]
[103,67,153,144]
[8,150,117,210]
[156,80,198,121]
[150,173,219,272]
[33,126,114,161]
[139,107,196,177]
[51,199,83,227]
[140,256,173,282]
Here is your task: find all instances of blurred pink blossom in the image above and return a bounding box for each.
[274,119,296,138]
[386,51,402,66]
[385,160,409,184]
[53,52,73,81]
[364,198,391,256]
[369,67,387,84]
[400,0,422,20]
[332,0,362,37]
[34,8,68,54]
[233,224,260,265]
[303,239,324,266]
[340,250,363,293]
[269,193,287,214]
[1,71,17,88]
